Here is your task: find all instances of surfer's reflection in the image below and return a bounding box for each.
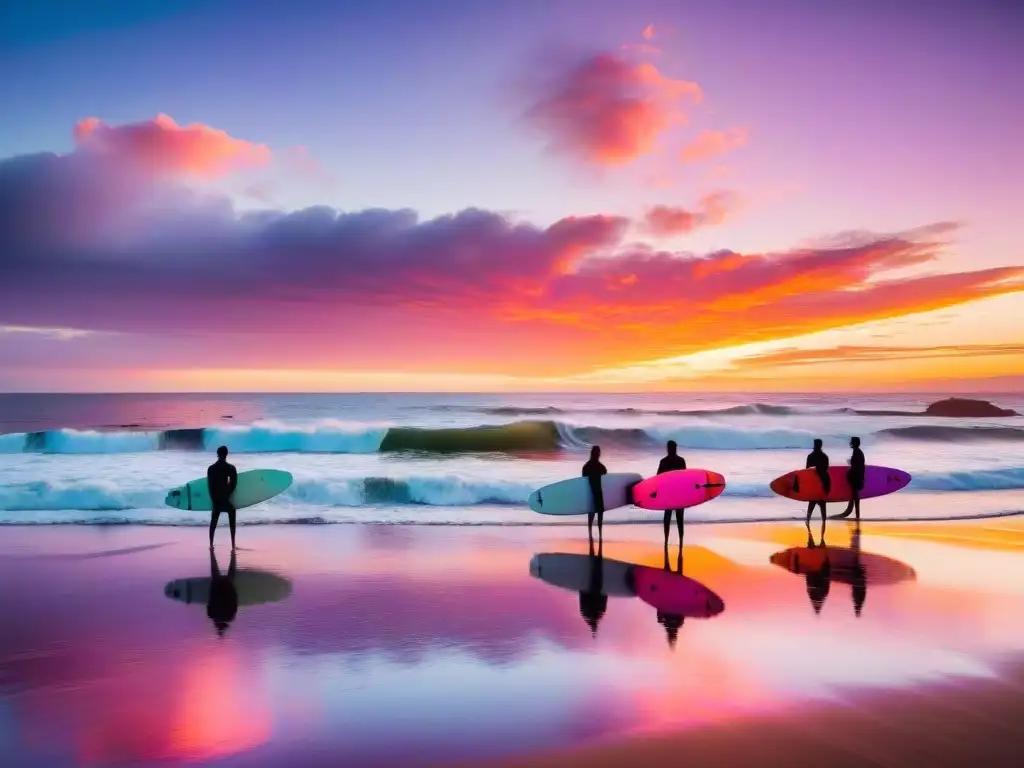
[528,547,726,646]
[207,548,238,636]
[578,549,608,637]
[164,554,293,637]
[769,523,915,617]
[655,548,685,648]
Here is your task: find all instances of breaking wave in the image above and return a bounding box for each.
[3,415,1023,457]
[3,467,1022,514]
[877,426,1024,442]
[0,419,824,455]
[441,403,805,417]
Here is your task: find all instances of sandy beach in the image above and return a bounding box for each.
[3,515,1023,767]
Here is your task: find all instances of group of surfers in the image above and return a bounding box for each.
[580,436,867,547]
[203,437,867,550]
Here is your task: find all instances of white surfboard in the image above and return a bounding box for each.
[528,473,642,516]
[529,552,636,597]
[163,569,293,607]
[164,468,293,511]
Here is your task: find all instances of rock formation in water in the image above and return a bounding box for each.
[923,398,1018,418]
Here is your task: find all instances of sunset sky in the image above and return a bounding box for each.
[1,0,1022,392]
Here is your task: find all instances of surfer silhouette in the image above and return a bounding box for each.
[578,549,607,637]
[835,436,865,520]
[656,546,686,649]
[805,439,830,527]
[657,440,687,549]
[582,445,608,545]
[208,445,238,550]
[206,547,238,637]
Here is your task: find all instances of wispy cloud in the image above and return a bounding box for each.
[679,127,749,163]
[0,325,96,340]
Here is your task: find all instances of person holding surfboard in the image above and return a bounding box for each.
[657,440,687,549]
[805,439,830,527]
[581,445,607,546]
[208,446,239,550]
[835,436,866,520]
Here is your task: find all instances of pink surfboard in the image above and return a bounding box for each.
[769,465,911,503]
[631,469,726,510]
[633,565,725,618]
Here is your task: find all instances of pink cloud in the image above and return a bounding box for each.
[74,114,272,179]
[525,52,702,166]
[643,24,656,40]
[680,127,749,163]
[643,191,740,237]
[2,119,1022,375]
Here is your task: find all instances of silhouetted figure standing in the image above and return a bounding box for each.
[805,438,830,528]
[578,549,607,638]
[582,445,608,546]
[208,445,238,550]
[657,440,687,549]
[206,547,238,637]
[836,436,865,520]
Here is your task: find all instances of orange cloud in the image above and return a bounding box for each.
[4,127,1022,380]
[643,191,740,237]
[496,224,1024,367]
[680,127,749,163]
[736,343,1024,369]
[526,52,702,166]
[74,114,272,178]
[643,24,656,40]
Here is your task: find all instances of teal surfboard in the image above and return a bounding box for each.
[164,469,293,511]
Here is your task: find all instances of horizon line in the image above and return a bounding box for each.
[0,390,1013,398]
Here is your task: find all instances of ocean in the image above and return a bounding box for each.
[1,392,1022,527]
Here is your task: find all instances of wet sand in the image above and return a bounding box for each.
[1,516,1023,767]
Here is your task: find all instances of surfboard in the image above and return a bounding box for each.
[631,469,726,511]
[164,469,293,511]
[528,552,636,597]
[769,465,911,503]
[528,473,643,516]
[632,565,725,617]
[769,546,917,586]
[163,569,293,606]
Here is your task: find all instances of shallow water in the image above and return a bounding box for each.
[1,521,1023,766]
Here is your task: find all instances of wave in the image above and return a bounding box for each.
[450,403,804,417]
[4,415,1023,457]
[0,419,819,455]
[878,426,1024,442]
[4,467,1023,513]
[0,475,536,512]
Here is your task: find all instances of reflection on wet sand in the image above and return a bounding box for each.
[164,549,293,636]
[3,522,1024,768]
[770,523,916,616]
[529,547,725,645]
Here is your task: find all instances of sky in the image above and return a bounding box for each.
[1,0,1022,392]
